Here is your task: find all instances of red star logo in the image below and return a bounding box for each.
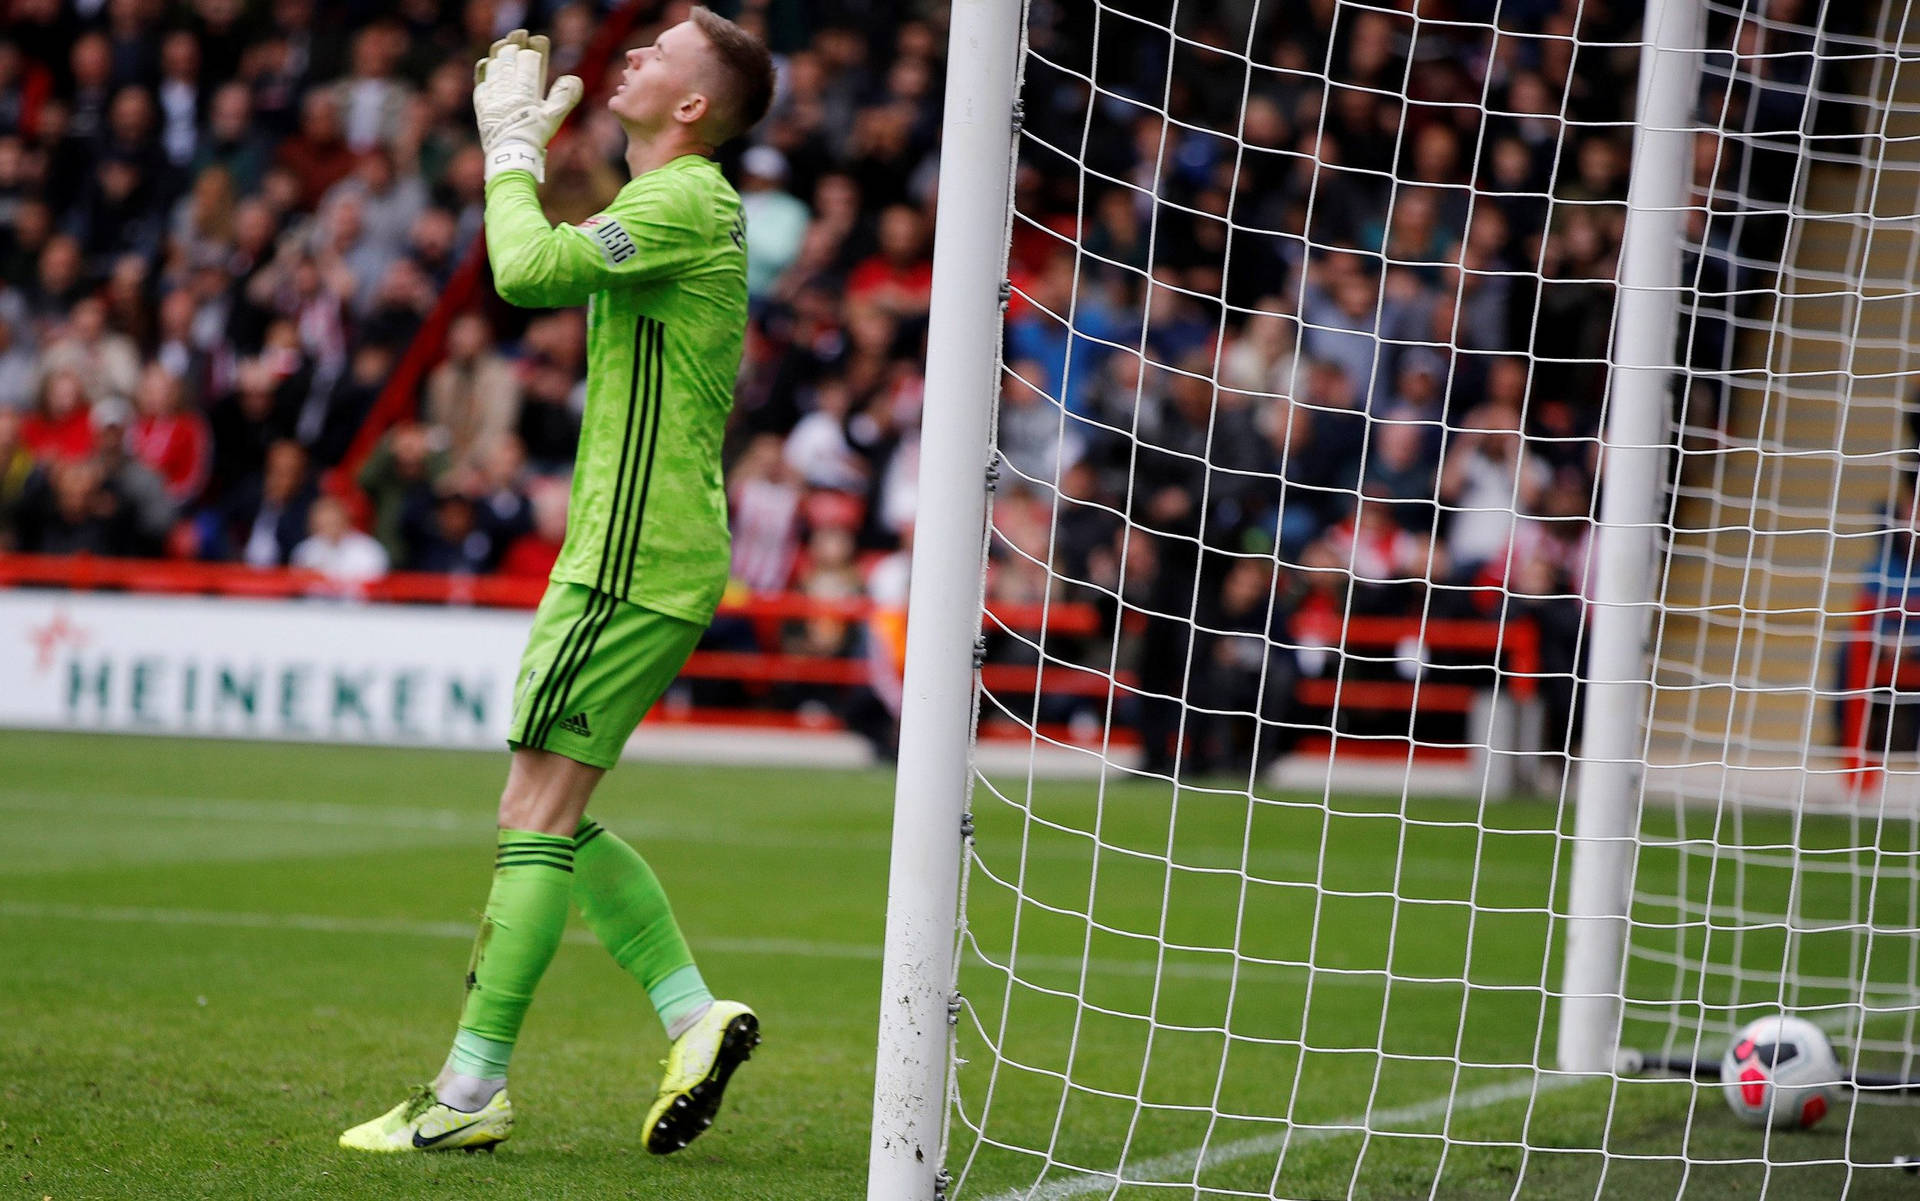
[27,611,89,673]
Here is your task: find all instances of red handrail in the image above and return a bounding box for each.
[0,552,1093,632]
[1296,611,1539,702]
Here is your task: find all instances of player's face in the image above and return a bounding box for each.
[608,20,710,130]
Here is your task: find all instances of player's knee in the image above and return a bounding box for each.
[495,786,559,832]
[496,748,600,834]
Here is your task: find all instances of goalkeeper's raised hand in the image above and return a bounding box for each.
[474,30,583,183]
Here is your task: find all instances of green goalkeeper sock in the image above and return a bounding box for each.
[573,817,715,1037]
[448,829,576,1079]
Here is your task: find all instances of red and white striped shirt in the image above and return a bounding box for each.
[130,411,213,504]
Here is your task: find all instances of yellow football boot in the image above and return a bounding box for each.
[644,1001,760,1154]
[339,1085,513,1153]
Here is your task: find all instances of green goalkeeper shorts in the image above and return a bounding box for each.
[508,581,705,769]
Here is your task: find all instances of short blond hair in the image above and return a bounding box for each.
[690,7,774,143]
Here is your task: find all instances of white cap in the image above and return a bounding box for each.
[742,145,788,180]
[91,395,134,429]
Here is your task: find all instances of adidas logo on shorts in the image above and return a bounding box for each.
[558,712,594,738]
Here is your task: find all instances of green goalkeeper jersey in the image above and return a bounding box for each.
[483,155,748,625]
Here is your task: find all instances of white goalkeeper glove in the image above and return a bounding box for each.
[473,30,583,183]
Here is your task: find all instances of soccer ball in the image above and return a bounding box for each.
[1720,1014,1842,1129]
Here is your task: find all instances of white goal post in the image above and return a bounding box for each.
[1554,0,1703,1078]
[866,1,1026,1197]
[871,0,1920,1196]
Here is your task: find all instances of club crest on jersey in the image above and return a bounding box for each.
[582,214,638,266]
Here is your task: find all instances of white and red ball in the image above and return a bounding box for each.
[1720,1014,1842,1129]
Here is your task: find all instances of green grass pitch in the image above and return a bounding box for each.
[1,731,1915,1199]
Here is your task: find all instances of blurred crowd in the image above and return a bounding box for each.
[0,0,1853,767]
[966,0,1838,772]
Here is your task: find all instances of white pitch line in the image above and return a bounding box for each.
[980,1073,1589,1201]
[0,901,1488,992]
[0,788,1542,879]
[0,789,892,853]
[0,789,472,831]
[0,898,883,961]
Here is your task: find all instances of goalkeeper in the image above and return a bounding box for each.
[341,11,773,1155]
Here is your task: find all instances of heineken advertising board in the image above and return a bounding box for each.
[0,591,532,748]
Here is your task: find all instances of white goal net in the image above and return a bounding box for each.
[878,0,1920,1197]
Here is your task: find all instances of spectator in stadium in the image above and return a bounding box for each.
[1363,408,1440,517]
[276,90,360,210]
[26,235,88,330]
[5,203,55,308]
[170,165,239,272]
[223,437,315,566]
[1005,253,1127,420]
[0,407,31,547]
[1299,256,1420,409]
[791,522,862,654]
[88,394,175,555]
[1219,303,1298,404]
[1314,485,1444,617]
[997,362,1084,485]
[302,340,391,468]
[986,481,1053,608]
[194,81,275,192]
[0,42,47,141]
[783,377,866,492]
[425,312,521,472]
[405,491,490,574]
[157,29,204,170]
[847,203,931,323]
[737,145,808,302]
[728,431,802,594]
[513,309,586,469]
[1384,350,1447,426]
[463,431,534,561]
[497,475,568,580]
[356,256,436,350]
[243,244,347,386]
[1131,485,1204,776]
[1196,555,1300,776]
[326,24,414,154]
[357,419,447,563]
[1438,402,1550,580]
[291,490,389,586]
[37,296,139,404]
[321,146,428,264]
[206,351,297,506]
[73,151,169,271]
[21,368,94,460]
[1484,481,1593,755]
[854,375,921,544]
[1249,359,1369,554]
[128,361,212,505]
[14,454,135,555]
[404,205,461,290]
[0,310,31,412]
[316,192,400,316]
